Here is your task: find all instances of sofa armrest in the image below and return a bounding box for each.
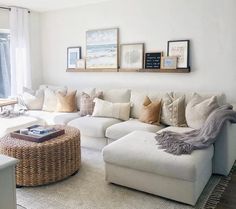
[231,103,236,111]
[213,121,236,176]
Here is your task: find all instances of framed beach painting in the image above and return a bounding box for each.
[86,28,119,69]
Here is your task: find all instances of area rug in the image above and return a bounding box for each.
[17,148,221,209]
[203,163,236,209]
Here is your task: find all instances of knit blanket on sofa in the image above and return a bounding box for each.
[155,104,236,155]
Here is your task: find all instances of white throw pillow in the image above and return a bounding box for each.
[92,98,131,121]
[42,88,67,112]
[185,93,219,129]
[19,87,44,110]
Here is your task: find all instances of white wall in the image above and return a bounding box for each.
[0,9,43,89]
[29,0,236,102]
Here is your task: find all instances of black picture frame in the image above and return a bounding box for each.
[167,40,190,69]
[67,46,82,69]
[144,52,163,69]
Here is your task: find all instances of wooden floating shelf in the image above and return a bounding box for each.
[66,68,190,73]
[66,68,117,72]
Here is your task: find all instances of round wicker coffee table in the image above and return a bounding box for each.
[0,125,80,186]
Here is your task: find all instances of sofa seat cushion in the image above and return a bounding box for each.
[68,116,121,138]
[106,119,164,140]
[26,110,80,125]
[103,130,214,182]
[157,126,194,134]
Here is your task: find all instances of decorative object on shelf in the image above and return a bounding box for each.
[167,40,190,69]
[86,28,118,69]
[76,59,86,69]
[67,47,82,69]
[161,56,178,69]
[145,52,163,69]
[120,43,144,70]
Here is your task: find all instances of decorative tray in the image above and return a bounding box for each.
[10,125,65,143]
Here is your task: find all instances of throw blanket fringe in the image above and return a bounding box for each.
[155,104,236,155]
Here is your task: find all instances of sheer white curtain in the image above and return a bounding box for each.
[10,7,31,96]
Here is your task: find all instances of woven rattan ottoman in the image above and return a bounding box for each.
[0,125,80,186]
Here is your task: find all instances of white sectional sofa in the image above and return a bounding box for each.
[12,85,236,205]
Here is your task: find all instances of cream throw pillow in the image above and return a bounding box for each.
[92,98,131,121]
[20,87,44,110]
[56,90,77,112]
[42,88,67,112]
[139,96,162,124]
[185,93,219,129]
[161,93,186,127]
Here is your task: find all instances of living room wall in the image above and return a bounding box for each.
[42,0,235,101]
[0,10,43,89]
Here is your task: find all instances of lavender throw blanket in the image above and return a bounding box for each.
[155,104,236,155]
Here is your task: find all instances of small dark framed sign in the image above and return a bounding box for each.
[145,52,163,69]
[167,40,190,69]
[67,47,82,69]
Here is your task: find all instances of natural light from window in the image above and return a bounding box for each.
[0,29,10,98]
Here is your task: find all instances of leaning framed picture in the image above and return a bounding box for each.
[120,43,144,70]
[67,47,82,69]
[161,56,178,69]
[167,40,190,69]
[86,28,119,69]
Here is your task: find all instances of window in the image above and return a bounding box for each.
[0,30,10,98]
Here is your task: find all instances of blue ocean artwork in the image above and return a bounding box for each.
[86,28,118,68]
[69,52,77,65]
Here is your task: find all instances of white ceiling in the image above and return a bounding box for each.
[0,0,113,12]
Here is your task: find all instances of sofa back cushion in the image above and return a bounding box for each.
[102,89,131,103]
[173,92,226,106]
[92,98,130,121]
[56,90,77,112]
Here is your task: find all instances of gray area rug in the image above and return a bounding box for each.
[17,148,220,209]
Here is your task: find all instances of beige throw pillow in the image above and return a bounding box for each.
[19,87,44,110]
[185,93,219,129]
[92,98,131,121]
[161,93,187,127]
[56,90,77,112]
[139,96,162,124]
[42,88,67,112]
[80,92,103,116]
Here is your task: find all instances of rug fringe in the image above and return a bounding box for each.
[203,165,235,209]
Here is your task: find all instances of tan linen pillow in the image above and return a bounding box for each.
[56,90,77,112]
[185,93,219,129]
[139,96,162,124]
[42,88,67,112]
[161,93,187,127]
[80,91,103,116]
[19,87,44,110]
[92,98,131,121]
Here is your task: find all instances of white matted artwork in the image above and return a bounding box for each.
[167,40,190,68]
[120,43,144,69]
[86,28,118,69]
